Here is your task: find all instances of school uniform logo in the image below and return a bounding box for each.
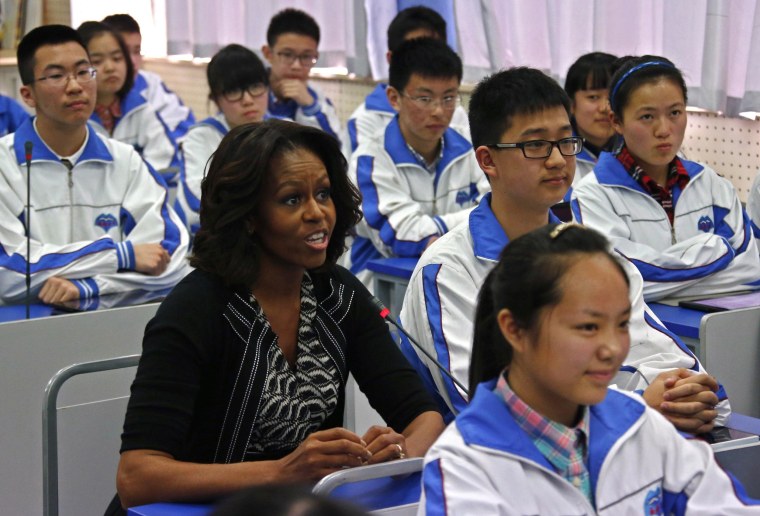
[643,486,663,515]
[455,184,479,206]
[697,215,714,232]
[94,213,118,232]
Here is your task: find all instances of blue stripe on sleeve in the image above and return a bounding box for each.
[422,459,448,516]
[144,162,182,255]
[619,246,734,283]
[120,207,137,236]
[347,118,358,152]
[0,239,116,274]
[433,215,448,235]
[422,263,468,413]
[72,277,99,300]
[721,471,760,505]
[643,311,699,371]
[662,488,689,515]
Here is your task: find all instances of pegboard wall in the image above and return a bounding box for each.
[682,112,760,203]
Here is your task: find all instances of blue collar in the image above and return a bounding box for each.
[383,116,472,174]
[89,84,148,128]
[365,83,395,113]
[200,115,229,136]
[470,194,561,261]
[594,151,704,192]
[458,380,645,482]
[14,118,113,165]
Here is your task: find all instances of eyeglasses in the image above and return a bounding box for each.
[487,137,584,159]
[221,85,268,103]
[276,51,318,67]
[33,67,97,87]
[401,92,461,111]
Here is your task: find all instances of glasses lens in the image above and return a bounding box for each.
[523,141,552,158]
[223,90,243,102]
[299,55,317,66]
[559,138,583,156]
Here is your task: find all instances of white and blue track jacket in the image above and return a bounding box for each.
[571,152,760,301]
[747,171,760,240]
[419,382,758,516]
[0,119,190,302]
[347,117,489,287]
[399,195,729,424]
[267,85,341,143]
[89,84,181,183]
[342,83,470,157]
[135,70,195,142]
[174,114,229,236]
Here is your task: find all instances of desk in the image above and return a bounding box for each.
[367,257,417,317]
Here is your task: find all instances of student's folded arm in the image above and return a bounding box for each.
[353,152,446,257]
[294,86,342,142]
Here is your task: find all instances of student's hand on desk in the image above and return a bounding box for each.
[362,425,407,464]
[643,369,719,434]
[277,428,371,482]
[279,79,314,106]
[39,277,79,304]
[134,243,170,275]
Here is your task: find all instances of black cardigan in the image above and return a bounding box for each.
[120,265,437,463]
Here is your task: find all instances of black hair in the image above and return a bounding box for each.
[387,6,446,53]
[76,21,135,100]
[388,37,462,93]
[266,8,320,47]
[101,13,141,34]
[468,67,571,149]
[17,25,88,85]
[211,484,367,516]
[564,52,618,100]
[190,120,362,288]
[608,55,687,117]
[207,44,268,101]
[469,223,629,394]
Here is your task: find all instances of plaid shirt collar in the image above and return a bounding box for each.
[496,370,594,505]
[94,98,122,135]
[406,137,444,173]
[615,145,690,198]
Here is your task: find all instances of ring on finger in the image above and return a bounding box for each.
[395,443,405,459]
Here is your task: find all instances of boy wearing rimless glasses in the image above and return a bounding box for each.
[0,25,189,305]
[400,67,728,434]
[261,8,341,142]
[347,37,489,289]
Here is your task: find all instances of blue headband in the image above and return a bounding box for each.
[609,61,676,112]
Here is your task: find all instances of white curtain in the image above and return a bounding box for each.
[166,0,760,115]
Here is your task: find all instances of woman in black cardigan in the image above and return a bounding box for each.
[114,120,444,509]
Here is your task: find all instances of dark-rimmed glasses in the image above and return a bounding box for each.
[221,85,268,103]
[487,137,584,159]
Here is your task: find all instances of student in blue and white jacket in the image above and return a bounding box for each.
[343,6,469,157]
[261,9,341,142]
[174,44,270,237]
[77,22,180,181]
[400,68,728,433]
[748,172,760,240]
[347,38,488,288]
[102,13,196,143]
[572,56,760,301]
[419,224,759,515]
[0,25,189,305]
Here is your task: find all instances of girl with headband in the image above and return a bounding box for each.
[419,223,759,514]
[571,55,760,301]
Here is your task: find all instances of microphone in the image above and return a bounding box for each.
[24,140,32,319]
[369,294,470,397]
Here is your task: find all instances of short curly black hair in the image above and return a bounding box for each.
[190,120,362,288]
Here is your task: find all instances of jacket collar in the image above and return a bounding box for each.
[470,194,561,262]
[14,118,113,165]
[594,151,704,192]
[365,83,395,113]
[383,116,472,173]
[458,380,646,479]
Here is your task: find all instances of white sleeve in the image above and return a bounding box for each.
[175,128,212,234]
[136,107,181,175]
[571,181,746,301]
[400,260,477,417]
[646,408,760,513]
[748,171,760,239]
[90,150,190,296]
[613,259,731,425]
[143,73,195,137]
[294,85,342,143]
